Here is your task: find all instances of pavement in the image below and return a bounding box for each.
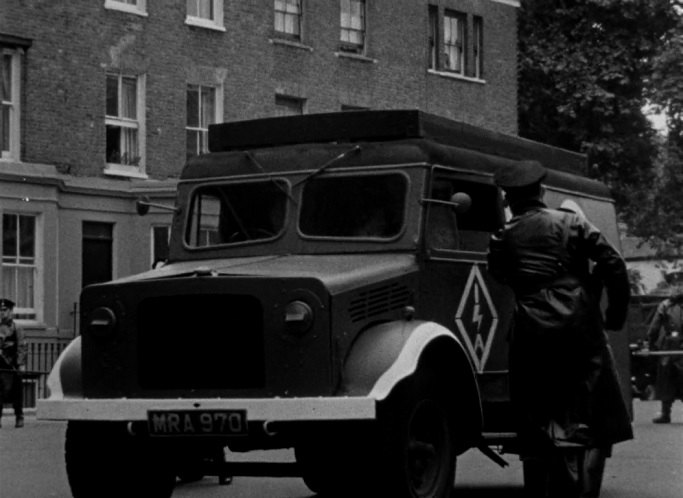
[1,400,682,497]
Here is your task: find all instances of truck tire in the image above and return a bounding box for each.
[65,421,176,498]
[296,369,457,497]
[374,369,457,498]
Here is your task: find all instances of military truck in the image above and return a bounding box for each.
[38,110,631,498]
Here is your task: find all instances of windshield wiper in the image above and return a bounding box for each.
[244,151,297,205]
[293,145,361,188]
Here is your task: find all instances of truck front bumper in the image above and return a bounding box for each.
[37,396,377,422]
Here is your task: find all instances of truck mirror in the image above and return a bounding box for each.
[135,197,179,216]
[136,196,151,216]
[450,192,472,214]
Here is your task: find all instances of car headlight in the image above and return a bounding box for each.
[284,300,314,337]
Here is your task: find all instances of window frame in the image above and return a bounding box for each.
[339,0,366,54]
[1,212,42,322]
[151,225,171,268]
[274,0,303,41]
[104,72,146,178]
[275,94,306,116]
[1,47,22,161]
[104,0,148,16]
[428,7,485,82]
[425,168,503,256]
[186,0,225,31]
[186,83,222,159]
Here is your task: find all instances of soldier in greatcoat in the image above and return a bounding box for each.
[487,161,633,498]
[647,286,683,423]
[0,298,27,428]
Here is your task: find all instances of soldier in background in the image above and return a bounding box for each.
[487,160,632,498]
[0,298,27,428]
[647,285,683,423]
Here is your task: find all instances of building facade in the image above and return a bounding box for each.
[0,0,519,385]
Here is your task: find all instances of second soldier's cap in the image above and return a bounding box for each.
[494,160,547,189]
[0,298,15,310]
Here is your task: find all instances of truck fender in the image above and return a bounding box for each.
[342,320,480,402]
[45,336,83,399]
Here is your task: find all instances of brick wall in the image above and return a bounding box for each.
[1,0,519,180]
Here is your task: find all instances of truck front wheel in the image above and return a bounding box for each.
[65,421,176,498]
[375,369,457,498]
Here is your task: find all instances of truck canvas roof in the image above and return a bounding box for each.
[207,110,587,176]
[185,110,608,200]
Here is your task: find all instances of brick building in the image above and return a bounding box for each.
[0,0,519,389]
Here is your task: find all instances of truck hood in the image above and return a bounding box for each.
[110,253,418,295]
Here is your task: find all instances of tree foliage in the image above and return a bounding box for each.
[518,0,680,241]
[640,9,683,250]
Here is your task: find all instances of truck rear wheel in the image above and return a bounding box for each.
[65,421,176,498]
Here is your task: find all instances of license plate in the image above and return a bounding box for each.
[147,410,247,436]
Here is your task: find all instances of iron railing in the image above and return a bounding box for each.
[21,338,71,407]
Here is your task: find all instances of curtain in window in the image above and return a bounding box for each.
[121,76,137,119]
[122,127,138,164]
[200,0,213,19]
[444,14,464,72]
[188,0,213,19]
[201,87,215,128]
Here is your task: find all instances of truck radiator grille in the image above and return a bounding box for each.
[348,282,411,323]
[137,294,265,390]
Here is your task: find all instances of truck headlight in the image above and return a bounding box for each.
[284,300,313,337]
[87,306,118,338]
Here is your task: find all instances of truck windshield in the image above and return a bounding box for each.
[185,180,288,247]
[299,173,407,238]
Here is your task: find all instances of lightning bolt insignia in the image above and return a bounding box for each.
[472,283,483,332]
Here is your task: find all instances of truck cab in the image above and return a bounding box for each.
[38,110,631,498]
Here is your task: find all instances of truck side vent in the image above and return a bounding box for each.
[348,282,411,323]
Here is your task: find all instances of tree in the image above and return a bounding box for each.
[518,0,680,233]
[640,10,683,250]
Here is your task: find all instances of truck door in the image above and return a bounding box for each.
[419,167,516,432]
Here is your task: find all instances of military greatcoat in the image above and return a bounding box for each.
[487,199,633,451]
[647,298,683,402]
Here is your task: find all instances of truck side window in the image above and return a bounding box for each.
[427,177,500,253]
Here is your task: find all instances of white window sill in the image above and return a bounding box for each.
[427,69,486,84]
[335,51,377,64]
[104,165,149,179]
[104,2,148,17]
[185,17,226,32]
[269,38,313,52]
